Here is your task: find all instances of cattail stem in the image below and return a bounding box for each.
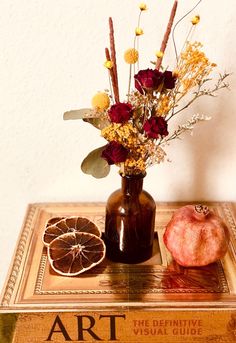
[109,17,120,103]
[156,0,178,70]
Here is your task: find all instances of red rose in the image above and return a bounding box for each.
[108,103,133,123]
[101,141,129,165]
[143,117,168,139]
[163,70,176,89]
[134,69,163,94]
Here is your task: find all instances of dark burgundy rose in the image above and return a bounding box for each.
[143,117,168,139]
[163,70,176,89]
[134,69,163,94]
[108,102,133,123]
[101,141,129,165]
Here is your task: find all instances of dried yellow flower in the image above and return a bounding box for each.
[177,42,213,96]
[135,27,144,36]
[181,79,196,92]
[101,123,140,148]
[191,15,200,25]
[124,157,146,174]
[155,51,164,58]
[124,48,139,64]
[139,3,147,11]
[91,92,110,111]
[104,60,113,69]
[157,94,172,116]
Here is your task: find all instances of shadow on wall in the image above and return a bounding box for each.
[187,94,233,201]
[149,86,234,203]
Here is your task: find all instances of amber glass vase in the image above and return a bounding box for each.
[104,174,156,263]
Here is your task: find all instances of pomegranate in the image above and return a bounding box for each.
[163,204,230,267]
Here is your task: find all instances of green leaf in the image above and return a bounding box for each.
[83,118,110,130]
[81,146,110,179]
[64,109,110,130]
[63,108,95,120]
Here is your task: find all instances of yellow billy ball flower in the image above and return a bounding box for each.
[135,27,144,36]
[191,15,200,25]
[91,92,110,111]
[155,51,164,58]
[104,60,113,69]
[139,3,147,11]
[124,48,139,64]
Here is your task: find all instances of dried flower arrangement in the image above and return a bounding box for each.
[64,1,229,178]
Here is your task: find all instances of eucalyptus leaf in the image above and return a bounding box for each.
[83,118,110,130]
[81,146,110,179]
[63,108,95,120]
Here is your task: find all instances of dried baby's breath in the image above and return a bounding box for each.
[161,114,211,144]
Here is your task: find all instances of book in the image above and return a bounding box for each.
[1,202,236,342]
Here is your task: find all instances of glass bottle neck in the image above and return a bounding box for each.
[121,175,144,196]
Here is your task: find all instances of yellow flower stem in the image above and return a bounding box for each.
[137,11,142,30]
[137,35,140,71]
[134,11,142,49]
[127,64,132,101]
[136,11,142,71]
[128,9,143,95]
[133,61,136,81]
[133,34,137,50]
[133,11,142,74]
[133,36,137,75]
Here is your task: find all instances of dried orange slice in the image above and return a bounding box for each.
[48,231,106,276]
[46,217,65,227]
[43,216,101,246]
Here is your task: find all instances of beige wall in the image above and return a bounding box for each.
[0,0,236,288]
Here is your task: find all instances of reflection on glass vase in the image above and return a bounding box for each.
[104,174,156,264]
